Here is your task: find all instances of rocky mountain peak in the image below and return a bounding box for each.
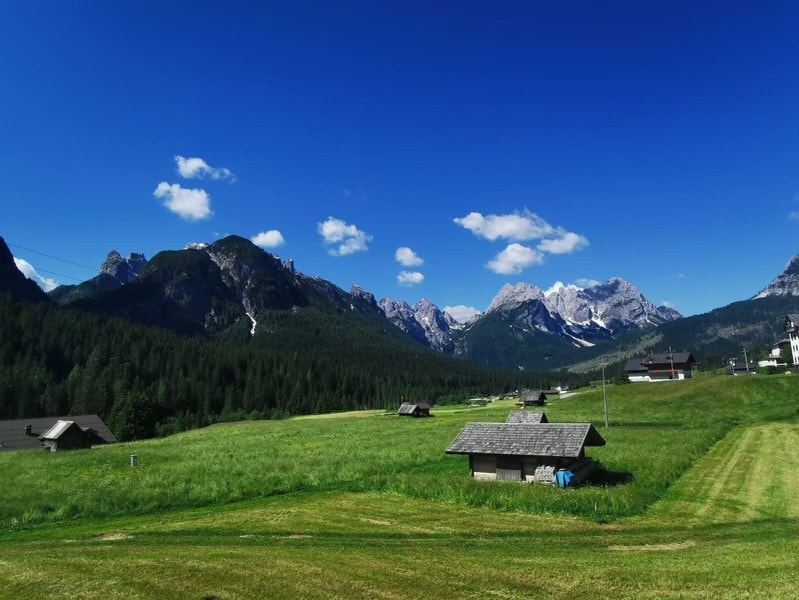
[350,285,377,307]
[99,250,147,284]
[486,282,546,313]
[754,254,799,299]
[378,296,455,352]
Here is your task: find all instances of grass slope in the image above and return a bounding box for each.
[1,376,798,598]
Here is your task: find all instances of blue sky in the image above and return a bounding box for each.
[2,1,797,320]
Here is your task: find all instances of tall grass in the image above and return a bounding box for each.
[1,375,797,529]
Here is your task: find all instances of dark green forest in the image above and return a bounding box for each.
[0,293,583,440]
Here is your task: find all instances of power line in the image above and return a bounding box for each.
[8,243,97,272]
[32,267,84,282]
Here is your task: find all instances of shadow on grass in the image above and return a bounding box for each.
[583,465,634,487]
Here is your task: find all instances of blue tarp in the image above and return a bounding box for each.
[554,469,574,488]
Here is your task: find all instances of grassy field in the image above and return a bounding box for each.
[1,376,798,598]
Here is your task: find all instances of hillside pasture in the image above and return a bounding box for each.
[0,376,798,598]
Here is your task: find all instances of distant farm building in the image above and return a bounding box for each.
[505,411,548,424]
[0,415,116,452]
[625,352,696,382]
[445,422,605,486]
[727,359,756,375]
[516,389,547,407]
[397,402,431,417]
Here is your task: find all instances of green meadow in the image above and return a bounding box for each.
[1,375,798,598]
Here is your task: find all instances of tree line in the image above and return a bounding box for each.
[0,293,588,440]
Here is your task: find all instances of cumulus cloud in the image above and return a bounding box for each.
[444,305,480,323]
[154,182,213,221]
[453,209,557,241]
[537,232,589,254]
[662,300,676,308]
[454,209,588,274]
[175,155,236,182]
[397,271,425,286]
[251,230,285,248]
[544,281,567,295]
[318,217,372,256]
[395,246,424,267]
[486,243,545,275]
[13,258,58,292]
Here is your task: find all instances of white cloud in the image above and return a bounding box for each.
[395,246,424,267]
[662,300,675,308]
[251,230,285,248]
[175,155,236,182]
[318,217,372,256]
[544,281,567,295]
[154,182,213,221]
[486,243,545,275]
[575,278,601,288]
[444,305,480,323]
[537,232,589,254]
[397,271,425,286]
[13,258,58,292]
[453,209,558,241]
[789,211,799,221]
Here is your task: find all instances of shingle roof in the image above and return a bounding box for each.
[445,423,605,457]
[397,402,417,415]
[644,352,695,366]
[625,358,647,372]
[505,411,548,424]
[0,415,116,451]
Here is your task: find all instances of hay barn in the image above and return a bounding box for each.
[445,422,605,485]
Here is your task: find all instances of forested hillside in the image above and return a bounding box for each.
[0,293,577,440]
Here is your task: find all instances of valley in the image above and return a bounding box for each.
[1,376,797,598]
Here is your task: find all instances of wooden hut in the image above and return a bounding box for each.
[505,411,548,424]
[445,422,605,485]
[39,420,93,452]
[397,402,431,417]
[516,389,547,407]
[0,415,116,452]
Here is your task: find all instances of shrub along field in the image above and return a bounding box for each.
[1,375,798,598]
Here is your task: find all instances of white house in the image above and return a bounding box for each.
[785,315,799,366]
[757,338,790,368]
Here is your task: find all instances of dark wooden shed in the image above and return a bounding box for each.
[445,422,605,484]
[516,389,547,407]
[397,402,431,417]
[39,420,93,452]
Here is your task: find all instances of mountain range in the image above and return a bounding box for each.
[4,234,799,373]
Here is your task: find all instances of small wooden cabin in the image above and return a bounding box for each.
[39,420,93,452]
[505,411,548,424]
[445,422,605,485]
[397,402,431,417]
[516,389,547,407]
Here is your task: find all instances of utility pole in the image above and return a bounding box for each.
[743,347,750,374]
[600,361,609,427]
[668,346,675,380]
